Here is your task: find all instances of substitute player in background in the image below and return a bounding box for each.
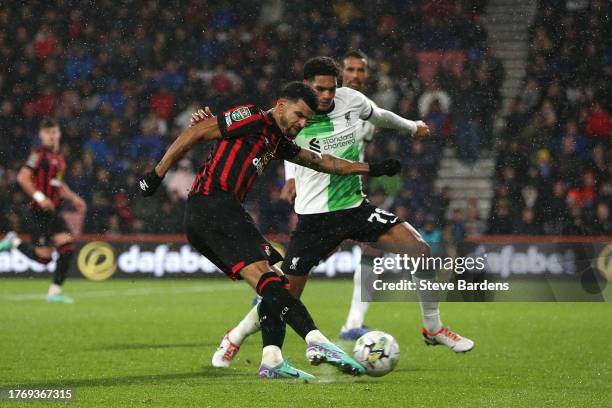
[139,81,402,380]
[0,119,86,303]
[212,56,473,369]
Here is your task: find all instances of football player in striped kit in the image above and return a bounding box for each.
[212,56,474,368]
[0,119,86,303]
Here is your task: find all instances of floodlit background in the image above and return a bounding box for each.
[0,0,609,239]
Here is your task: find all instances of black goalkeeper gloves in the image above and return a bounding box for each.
[368,159,402,177]
[139,170,164,197]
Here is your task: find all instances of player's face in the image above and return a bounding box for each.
[39,126,61,151]
[305,76,337,111]
[278,99,314,138]
[342,57,368,91]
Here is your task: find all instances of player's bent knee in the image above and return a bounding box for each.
[287,275,307,298]
[256,272,283,296]
[417,239,432,258]
[239,260,275,288]
[385,223,431,257]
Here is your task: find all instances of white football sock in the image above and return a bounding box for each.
[412,274,443,333]
[48,283,62,297]
[261,345,283,367]
[341,262,370,331]
[228,305,261,345]
[305,330,330,345]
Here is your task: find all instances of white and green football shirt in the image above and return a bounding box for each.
[289,87,377,215]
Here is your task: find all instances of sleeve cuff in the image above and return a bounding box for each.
[363,104,374,121]
[405,120,417,135]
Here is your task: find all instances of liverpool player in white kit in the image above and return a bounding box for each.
[282,51,380,339]
[211,56,474,368]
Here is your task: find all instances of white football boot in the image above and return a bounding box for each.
[422,327,474,353]
[212,329,241,368]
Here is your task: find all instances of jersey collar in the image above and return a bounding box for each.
[40,145,57,153]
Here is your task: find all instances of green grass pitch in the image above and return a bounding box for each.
[1,278,610,407]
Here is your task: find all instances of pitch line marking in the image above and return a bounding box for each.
[0,284,245,302]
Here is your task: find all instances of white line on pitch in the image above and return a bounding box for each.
[0,284,244,301]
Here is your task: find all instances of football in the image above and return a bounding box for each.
[353,331,400,377]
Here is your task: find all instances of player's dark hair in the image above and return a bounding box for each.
[39,118,59,129]
[343,50,369,64]
[303,57,340,80]
[279,81,319,112]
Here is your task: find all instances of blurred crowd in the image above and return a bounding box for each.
[2,0,606,242]
[0,0,496,241]
[489,0,611,235]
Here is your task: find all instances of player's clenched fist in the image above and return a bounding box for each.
[139,170,163,196]
[190,107,214,126]
[38,197,56,212]
[368,159,402,177]
[415,120,430,138]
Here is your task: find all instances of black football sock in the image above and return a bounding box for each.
[53,243,76,286]
[256,272,317,340]
[17,242,52,264]
[258,301,286,348]
[258,274,291,350]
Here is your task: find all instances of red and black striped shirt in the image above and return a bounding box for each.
[24,147,66,209]
[190,104,301,202]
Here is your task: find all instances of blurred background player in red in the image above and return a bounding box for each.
[0,119,86,303]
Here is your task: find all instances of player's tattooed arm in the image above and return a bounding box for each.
[290,149,402,178]
[289,148,370,175]
[154,118,221,177]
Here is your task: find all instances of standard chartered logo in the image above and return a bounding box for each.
[77,242,117,281]
[308,138,321,153]
[321,132,355,150]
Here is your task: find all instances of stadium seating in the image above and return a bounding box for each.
[490,0,611,235]
[2,1,606,240]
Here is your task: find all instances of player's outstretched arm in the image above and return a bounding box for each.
[367,105,430,138]
[155,119,221,176]
[139,118,221,196]
[289,148,401,177]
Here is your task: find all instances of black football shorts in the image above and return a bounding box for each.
[282,200,403,276]
[185,192,283,280]
[25,208,71,247]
